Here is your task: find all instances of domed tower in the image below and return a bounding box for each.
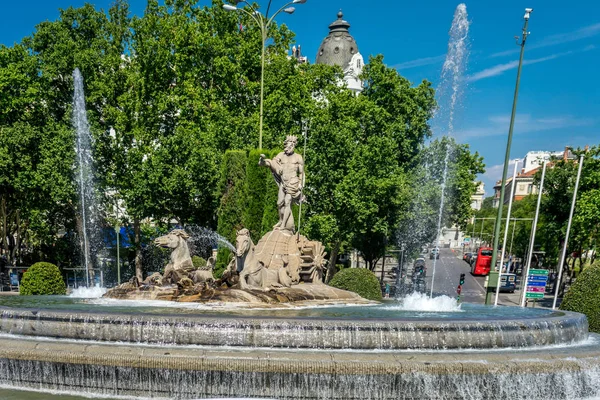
[316,11,364,95]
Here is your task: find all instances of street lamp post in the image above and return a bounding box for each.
[223,0,307,149]
[489,8,533,283]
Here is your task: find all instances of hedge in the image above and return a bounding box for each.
[216,150,247,271]
[20,262,66,295]
[560,262,600,333]
[261,149,281,236]
[329,268,382,301]
[243,149,270,241]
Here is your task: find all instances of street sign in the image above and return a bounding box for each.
[526,269,549,299]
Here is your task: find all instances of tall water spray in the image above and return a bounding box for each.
[73,68,102,287]
[429,4,470,297]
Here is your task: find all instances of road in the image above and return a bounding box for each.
[421,248,524,305]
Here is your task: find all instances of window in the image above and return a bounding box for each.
[527,184,533,194]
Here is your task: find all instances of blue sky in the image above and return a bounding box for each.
[1,0,599,195]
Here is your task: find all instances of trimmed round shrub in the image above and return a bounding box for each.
[20,262,66,295]
[560,262,600,333]
[329,268,382,301]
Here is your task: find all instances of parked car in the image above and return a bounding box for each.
[499,273,517,293]
[463,252,473,263]
[430,247,440,260]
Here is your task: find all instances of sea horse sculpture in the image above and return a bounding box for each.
[154,229,194,284]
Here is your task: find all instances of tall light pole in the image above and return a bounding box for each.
[490,8,533,282]
[223,0,307,149]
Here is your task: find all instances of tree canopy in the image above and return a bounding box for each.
[0,0,486,284]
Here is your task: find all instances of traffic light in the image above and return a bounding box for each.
[459,273,465,285]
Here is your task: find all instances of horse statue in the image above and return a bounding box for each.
[154,229,194,284]
[192,256,216,285]
[236,228,292,290]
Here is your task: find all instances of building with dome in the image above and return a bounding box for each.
[315,11,364,95]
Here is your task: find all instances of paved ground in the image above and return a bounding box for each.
[419,248,555,307]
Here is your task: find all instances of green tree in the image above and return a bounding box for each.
[216,150,247,273]
[243,149,270,241]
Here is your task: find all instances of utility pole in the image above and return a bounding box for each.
[490,8,533,284]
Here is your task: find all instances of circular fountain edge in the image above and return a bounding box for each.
[0,335,599,399]
[0,306,589,350]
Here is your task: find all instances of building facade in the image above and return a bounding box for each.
[493,147,577,207]
[315,11,364,95]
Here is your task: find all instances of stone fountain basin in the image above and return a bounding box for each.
[0,303,589,350]
[0,334,599,399]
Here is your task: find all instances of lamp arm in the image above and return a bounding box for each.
[235,6,263,28]
[267,1,295,26]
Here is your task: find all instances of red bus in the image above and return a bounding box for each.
[471,247,493,276]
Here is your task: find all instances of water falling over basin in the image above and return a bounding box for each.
[0,295,588,351]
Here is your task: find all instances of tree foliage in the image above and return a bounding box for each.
[216,150,247,271]
[0,1,490,290]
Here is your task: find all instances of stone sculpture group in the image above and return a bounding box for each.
[104,136,365,304]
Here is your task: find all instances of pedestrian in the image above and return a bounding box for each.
[385,283,390,298]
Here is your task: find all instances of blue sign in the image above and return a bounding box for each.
[527,281,547,287]
[528,276,548,282]
[526,269,549,299]
[9,273,19,286]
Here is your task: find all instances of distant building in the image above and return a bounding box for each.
[470,182,485,211]
[493,147,578,207]
[290,45,308,64]
[315,11,364,95]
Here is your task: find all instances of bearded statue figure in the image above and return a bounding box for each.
[259,135,305,233]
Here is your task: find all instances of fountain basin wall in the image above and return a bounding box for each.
[1,336,599,399]
[0,307,589,350]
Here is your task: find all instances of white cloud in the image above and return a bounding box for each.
[466,52,569,82]
[467,45,597,82]
[490,22,600,58]
[393,55,446,70]
[455,114,595,140]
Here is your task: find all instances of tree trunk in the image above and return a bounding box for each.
[134,218,143,282]
[325,242,340,284]
[15,210,20,265]
[1,196,7,260]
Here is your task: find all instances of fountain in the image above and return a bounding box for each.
[430,4,470,297]
[73,68,103,287]
[1,132,600,399]
[0,11,599,400]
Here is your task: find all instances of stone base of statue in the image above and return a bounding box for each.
[104,282,369,305]
[103,227,371,305]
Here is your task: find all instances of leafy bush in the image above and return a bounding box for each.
[560,262,600,333]
[20,262,66,295]
[329,268,382,301]
[192,256,206,269]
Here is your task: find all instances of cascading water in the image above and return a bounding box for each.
[73,68,102,287]
[429,4,470,298]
